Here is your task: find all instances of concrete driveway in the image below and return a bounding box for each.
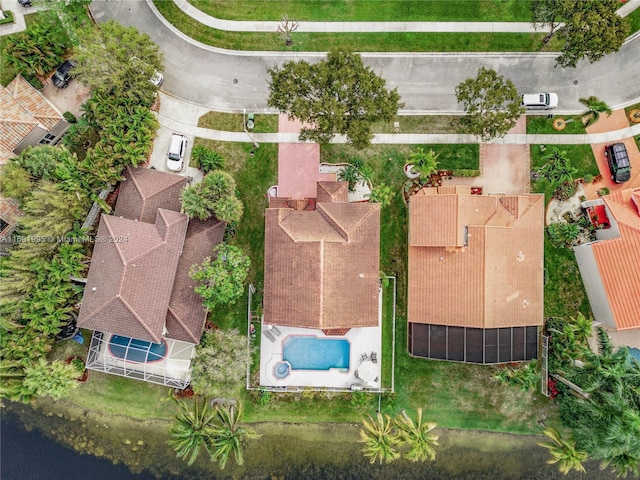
[41,78,90,118]
[582,110,640,199]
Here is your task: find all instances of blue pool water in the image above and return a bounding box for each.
[630,347,640,362]
[283,336,350,370]
[108,335,167,363]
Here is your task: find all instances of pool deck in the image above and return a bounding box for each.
[258,289,383,390]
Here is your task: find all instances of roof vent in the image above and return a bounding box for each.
[516,251,525,262]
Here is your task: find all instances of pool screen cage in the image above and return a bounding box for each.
[86,331,194,389]
[408,324,539,364]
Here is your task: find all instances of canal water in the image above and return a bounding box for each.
[2,401,615,480]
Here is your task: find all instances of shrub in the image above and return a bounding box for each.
[452,169,481,177]
[582,173,594,184]
[552,181,578,202]
[63,111,77,124]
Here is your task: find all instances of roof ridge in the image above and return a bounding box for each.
[316,203,350,241]
[118,295,162,343]
[166,306,200,343]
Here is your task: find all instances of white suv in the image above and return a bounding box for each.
[521,92,558,110]
[167,134,187,172]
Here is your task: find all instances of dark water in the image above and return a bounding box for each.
[0,409,161,480]
[1,401,620,480]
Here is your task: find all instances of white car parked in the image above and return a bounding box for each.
[166,133,187,172]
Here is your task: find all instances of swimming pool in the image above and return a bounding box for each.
[108,335,167,363]
[283,336,350,370]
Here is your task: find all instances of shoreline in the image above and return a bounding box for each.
[5,398,613,480]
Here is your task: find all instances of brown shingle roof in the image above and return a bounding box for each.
[0,76,64,162]
[114,166,186,223]
[408,191,544,329]
[590,188,640,330]
[317,181,348,203]
[166,217,225,343]
[264,188,380,329]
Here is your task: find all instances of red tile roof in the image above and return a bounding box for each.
[590,188,640,330]
[0,76,63,162]
[408,190,544,329]
[264,186,380,329]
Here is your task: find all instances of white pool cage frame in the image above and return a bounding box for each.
[86,331,195,389]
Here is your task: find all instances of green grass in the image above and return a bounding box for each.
[155,0,555,52]
[189,0,535,22]
[627,7,640,34]
[530,144,599,203]
[373,115,465,134]
[526,115,587,135]
[198,111,278,133]
[0,10,14,25]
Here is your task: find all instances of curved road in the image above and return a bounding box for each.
[91,0,640,114]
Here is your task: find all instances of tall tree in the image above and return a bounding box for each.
[168,397,217,466]
[538,427,588,475]
[579,96,612,128]
[267,49,402,148]
[74,20,163,106]
[190,244,250,310]
[395,409,439,462]
[454,67,524,141]
[359,412,400,464]
[210,402,260,469]
[189,328,251,397]
[23,359,79,400]
[531,0,630,68]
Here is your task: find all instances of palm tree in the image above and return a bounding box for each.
[409,147,440,179]
[395,408,439,462]
[192,146,225,174]
[579,96,612,127]
[181,185,211,220]
[168,397,217,466]
[538,148,578,185]
[359,412,400,464]
[213,196,244,224]
[201,171,236,203]
[338,158,373,192]
[538,427,588,475]
[209,401,260,469]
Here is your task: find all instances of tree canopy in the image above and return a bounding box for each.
[454,67,525,141]
[190,244,250,310]
[267,49,402,148]
[531,0,630,68]
[74,20,163,106]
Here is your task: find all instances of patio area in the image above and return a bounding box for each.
[258,289,383,391]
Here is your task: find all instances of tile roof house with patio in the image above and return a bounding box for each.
[78,166,225,387]
[264,181,381,332]
[407,186,544,363]
[0,75,69,164]
[574,188,640,349]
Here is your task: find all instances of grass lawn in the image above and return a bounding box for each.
[189,0,535,22]
[154,0,554,53]
[530,144,599,203]
[198,111,278,133]
[526,115,587,135]
[625,102,640,126]
[373,115,465,134]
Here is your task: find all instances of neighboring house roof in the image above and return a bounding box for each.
[408,188,544,329]
[264,187,380,329]
[166,217,225,343]
[78,167,224,344]
[590,188,640,330]
[78,210,188,343]
[114,165,187,223]
[0,193,23,237]
[0,75,64,163]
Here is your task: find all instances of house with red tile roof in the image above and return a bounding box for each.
[264,181,380,332]
[574,188,640,349]
[407,186,544,363]
[0,75,69,164]
[78,167,224,387]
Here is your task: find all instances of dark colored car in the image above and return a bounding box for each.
[18,0,32,7]
[52,59,77,88]
[604,143,631,184]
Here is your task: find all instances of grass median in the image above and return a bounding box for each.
[154,0,555,53]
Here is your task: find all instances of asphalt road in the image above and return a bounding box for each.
[91,0,640,114]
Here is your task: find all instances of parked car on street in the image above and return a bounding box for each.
[52,59,77,88]
[167,133,187,172]
[604,143,631,183]
[521,92,558,110]
[18,0,32,7]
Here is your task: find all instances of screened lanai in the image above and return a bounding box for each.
[86,332,195,388]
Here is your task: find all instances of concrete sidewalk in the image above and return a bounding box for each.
[157,93,640,145]
[0,0,46,36]
[175,0,640,33]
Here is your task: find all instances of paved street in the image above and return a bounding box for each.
[90,0,640,113]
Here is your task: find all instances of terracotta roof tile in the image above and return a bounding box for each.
[114,166,186,223]
[317,181,348,203]
[590,188,640,330]
[408,191,544,329]
[264,186,380,329]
